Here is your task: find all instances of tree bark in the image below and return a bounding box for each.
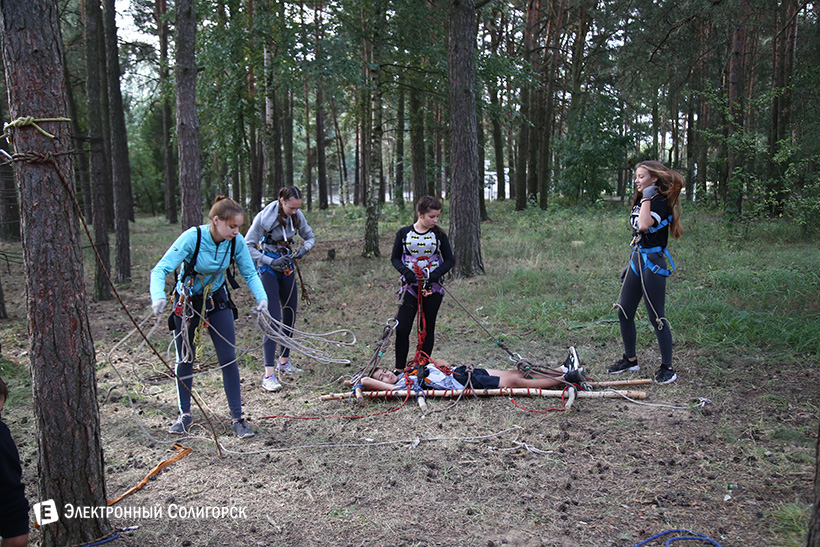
[156,0,177,224]
[103,0,132,282]
[86,0,112,301]
[176,0,203,230]
[726,8,748,219]
[809,417,820,546]
[0,81,19,240]
[448,0,484,277]
[409,87,427,204]
[316,87,328,209]
[0,1,111,545]
[362,4,382,258]
[395,82,405,209]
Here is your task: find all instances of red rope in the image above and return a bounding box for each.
[507,385,574,413]
[408,263,428,368]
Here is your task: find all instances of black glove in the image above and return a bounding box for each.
[642,185,659,199]
[428,271,441,284]
[402,270,417,285]
[294,247,308,259]
[270,255,290,270]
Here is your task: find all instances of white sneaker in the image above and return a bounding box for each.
[277,360,303,375]
[560,346,580,373]
[262,374,283,392]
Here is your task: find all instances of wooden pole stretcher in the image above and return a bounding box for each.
[319,387,646,402]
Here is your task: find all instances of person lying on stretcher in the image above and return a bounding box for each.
[361,347,590,392]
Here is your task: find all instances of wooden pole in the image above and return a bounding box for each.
[345,378,650,387]
[319,387,647,401]
[589,379,651,387]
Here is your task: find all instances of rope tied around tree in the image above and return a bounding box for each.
[1,116,71,141]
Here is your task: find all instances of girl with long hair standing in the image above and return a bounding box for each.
[608,161,684,384]
[245,186,315,392]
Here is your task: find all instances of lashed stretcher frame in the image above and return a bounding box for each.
[321,379,650,411]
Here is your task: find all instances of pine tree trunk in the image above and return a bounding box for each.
[86,0,112,301]
[316,87,328,209]
[395,83,405,210]
[809,416,820,546]
[156,0,177,224]
[409,87,426,204]
[448,0,484,278]
[176,0,203,229]
[103,0,132,282]
[0,92,18,240]
[0,1,111,545]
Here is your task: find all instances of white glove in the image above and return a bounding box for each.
[152,298,167,316]
[255,300,268,314]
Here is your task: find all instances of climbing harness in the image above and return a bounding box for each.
[612,216,675,331]
[169,227,239,362]
[628,216,676,278]
[257,233,312,305]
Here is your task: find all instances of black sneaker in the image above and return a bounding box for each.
[231,418,255,438]
[655,365,677,384]
[563,367,586,385]
[560,346,581,373]
[608,354,639,374]
[169,414,193,434]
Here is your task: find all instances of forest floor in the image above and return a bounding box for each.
[0,206,817,547]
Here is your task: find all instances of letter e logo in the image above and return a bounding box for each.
[33,499,59,526]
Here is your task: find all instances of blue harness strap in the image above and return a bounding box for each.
[628,215,675,277]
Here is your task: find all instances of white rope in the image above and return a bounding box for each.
[254,306,356,364]
[601,388,690,409]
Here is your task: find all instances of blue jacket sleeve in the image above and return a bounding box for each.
[149,228,197,302]
[233,234,267,303]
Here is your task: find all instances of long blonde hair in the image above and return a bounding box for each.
[633,161,684,239]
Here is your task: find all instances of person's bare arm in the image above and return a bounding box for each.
[361,376,399,391]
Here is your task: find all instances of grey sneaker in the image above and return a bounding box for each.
[560,346,580,373]
[169,414,193,434]
[655,365,677,384]
[231,418,255,438]
[277,360,303,375]
[608,354,639,374]
[262,374,283,392]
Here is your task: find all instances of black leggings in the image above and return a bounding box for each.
[617,251,673,365]
[395,290,443,369]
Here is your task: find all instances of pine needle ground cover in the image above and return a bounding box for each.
[0,201,817,546]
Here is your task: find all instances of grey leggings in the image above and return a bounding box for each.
[617,251,673,365]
